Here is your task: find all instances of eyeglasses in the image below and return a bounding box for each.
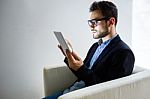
[88,17,109,27]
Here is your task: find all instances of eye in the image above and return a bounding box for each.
[88,20,98,27]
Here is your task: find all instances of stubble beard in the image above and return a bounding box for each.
[93,28,109,39]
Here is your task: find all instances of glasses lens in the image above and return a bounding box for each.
[88,20,96,27]
[88,17,109,27]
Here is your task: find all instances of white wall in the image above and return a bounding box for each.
[132,0,150,69]
[0,0,132,99]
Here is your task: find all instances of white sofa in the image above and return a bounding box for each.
[43,65,150,99]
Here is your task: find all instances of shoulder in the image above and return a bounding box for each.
[111,35,132,50]
[110,35,134,56]
[117,40,131,50]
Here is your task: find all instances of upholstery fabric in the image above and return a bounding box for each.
[43,66,150,99]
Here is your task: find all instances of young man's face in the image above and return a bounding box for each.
[89,10,109,39]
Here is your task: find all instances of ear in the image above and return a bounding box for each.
[108,17,115,26]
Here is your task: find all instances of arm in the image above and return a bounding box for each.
[64,43,98,77]
[72,49,135,86]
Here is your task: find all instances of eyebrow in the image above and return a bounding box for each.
[90,17,104,20]
[90,16,105,20]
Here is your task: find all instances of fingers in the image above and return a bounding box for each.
[65,39,73,52]
[66,49,83,71]
[66,49,81,62]
[66,49,75,62]
[72,51,81,61]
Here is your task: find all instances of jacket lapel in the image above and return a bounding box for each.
[92,35,121,68]
[84,43,99,67]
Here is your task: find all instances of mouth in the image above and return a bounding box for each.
[91,31,97,34]
[91,29,96,32]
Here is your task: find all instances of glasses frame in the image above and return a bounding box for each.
[88,17,110,27]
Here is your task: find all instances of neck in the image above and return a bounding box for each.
[102,27,117,42]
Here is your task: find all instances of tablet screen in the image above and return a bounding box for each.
[54,31,72,54]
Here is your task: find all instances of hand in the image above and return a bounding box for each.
[58,39,73,56]
[65,39,73,52]
[66,49,83,71]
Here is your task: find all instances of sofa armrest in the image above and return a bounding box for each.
[43,65,77,96]
[58,70,150,99]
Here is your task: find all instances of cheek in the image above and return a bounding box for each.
[95,25,102,32]
[95,25,100,30]
[97,24,108,32]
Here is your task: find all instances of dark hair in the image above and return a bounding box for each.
[89,1,118,26]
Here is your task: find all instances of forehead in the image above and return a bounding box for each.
[89,10,103,19]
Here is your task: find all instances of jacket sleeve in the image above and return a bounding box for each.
[72,49,135,86]
[105,49,135,80]
[64,43,98,76]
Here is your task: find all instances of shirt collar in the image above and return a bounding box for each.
[98,34,118,45]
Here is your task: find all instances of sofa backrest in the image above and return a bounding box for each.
[59,66,150,99]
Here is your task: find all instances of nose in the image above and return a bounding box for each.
[90,26,95,31]
[91,28,94,31]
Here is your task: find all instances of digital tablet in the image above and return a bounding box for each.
[54,31,72,55]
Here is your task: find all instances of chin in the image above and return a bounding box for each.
[93,33,100,39]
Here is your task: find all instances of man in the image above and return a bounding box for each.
[43,1,135,99]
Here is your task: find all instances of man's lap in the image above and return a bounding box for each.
[42,91,63,99]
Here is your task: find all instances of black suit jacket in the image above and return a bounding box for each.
[65,35,135,87]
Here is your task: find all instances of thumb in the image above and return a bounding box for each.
[66,49,74,61]
[72,51,81,61]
